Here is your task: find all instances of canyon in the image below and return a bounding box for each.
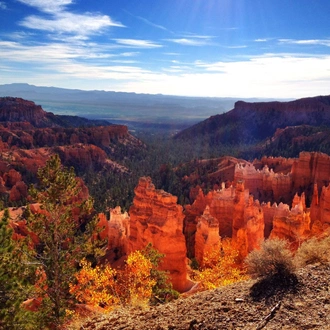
[2,96,330,293]
[92,151,330,291]
[0,97,144,203]
[10,150,319,293]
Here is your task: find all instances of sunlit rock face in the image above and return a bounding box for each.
[128,177,193,292]
[184,181,265,261]
[310,184,330,234]
[194,206,221,266]
[292,152,330,191]
[269,195,311,248]
[231,184,265,261]
[234,162,292,204]
[99,206,130,264]
[184,188,214,258]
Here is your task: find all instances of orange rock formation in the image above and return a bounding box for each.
[128,177,193,292]
[194,206,221,266]
[98,206,130,264]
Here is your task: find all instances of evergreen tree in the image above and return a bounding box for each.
[0,209,31,329]
[22,154,103,329]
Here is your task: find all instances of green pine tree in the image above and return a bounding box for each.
[22,154,104,329]
[0,208,33,329]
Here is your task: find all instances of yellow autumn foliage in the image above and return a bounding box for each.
[69,259,119,311]
[125,250,156,306]
[193,240,248,290]
[70,250,157,311]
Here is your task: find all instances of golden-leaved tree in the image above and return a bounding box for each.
[193,239,248,290]
[69,259,119,311]
[125,250,156,306]
[70,250,155,310]
[70,244,178,310]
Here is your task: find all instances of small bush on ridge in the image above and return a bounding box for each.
[294,236,330,267]
[245,238,295,279]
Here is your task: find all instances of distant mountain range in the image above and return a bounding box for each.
[174,95,330,158]
[0,83,275,132]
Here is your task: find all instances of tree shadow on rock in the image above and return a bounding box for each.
[250,271,300,302]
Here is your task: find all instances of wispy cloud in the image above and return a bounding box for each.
[120,52,140,57]
[163,52,181,56]
[166,38,211,46]
[279,39,330,47]
[255,38,269,42]
[0,40,117,64]
[17,0,73,14]
[113,39,162,48]
[17,0,124,40]
[135,16,170,33]
[124,10,173,34]
[0,1,7,10]
[225,45,247,49]
[2,40,330,98]
[20,12,123,35]
[166,33,216,46]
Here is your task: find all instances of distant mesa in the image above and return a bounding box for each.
[0,96,110,128]
[174,94,330,147]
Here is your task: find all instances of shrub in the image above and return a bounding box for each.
[245,238,295,279]
[294,236,330,267]
[246,239,298,300]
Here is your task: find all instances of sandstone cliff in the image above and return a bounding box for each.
[128,177,193,292]
[194,206,221,266]
[98,206,130,264]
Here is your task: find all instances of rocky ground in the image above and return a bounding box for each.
[77,263,330,330]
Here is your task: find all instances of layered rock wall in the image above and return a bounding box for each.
[128,177,193,292]
[234,163,292,203]
[194,206,221,266]
[291,152,330,191]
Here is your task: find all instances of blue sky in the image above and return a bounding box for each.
[1,0,330,98]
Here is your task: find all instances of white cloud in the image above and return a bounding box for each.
[120,52,140,57]
[1,36,330,99]
[17,0,124,40]
[166,38,211,46]
[0,40,115,64]
[113,39,162,48]
[255,38,270,42]
[17,0,73,14]
[225,45,247,49]
[116,54,330,98]
[279,39,330,47]
[20,12,124,36]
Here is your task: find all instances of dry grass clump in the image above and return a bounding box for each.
[294,235,330,267]
[245,238,295,279]
[245,239,298,301]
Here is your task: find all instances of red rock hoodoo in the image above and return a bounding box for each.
[128,177,193,292]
